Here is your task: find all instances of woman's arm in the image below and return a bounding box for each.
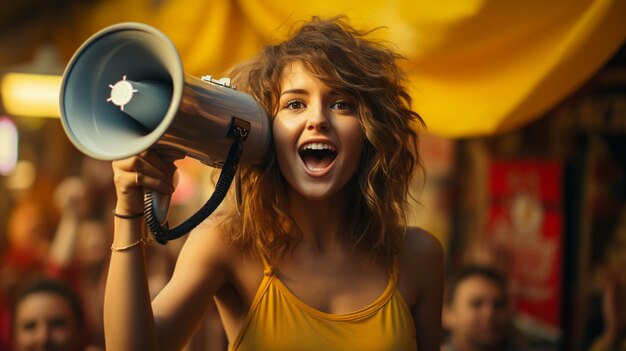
[405,228,444,351]
[105,214,158,350]
[104,151,230,351]
[104,151,177,350]
[151,220,231,349]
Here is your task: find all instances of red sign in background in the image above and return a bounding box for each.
[487,160,563,331]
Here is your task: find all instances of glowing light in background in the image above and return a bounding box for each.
[0,73,62,118]
[5,160,36,190]
[0,117,18,175]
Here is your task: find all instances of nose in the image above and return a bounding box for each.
[34,324,52,346]
[305,103,329,131]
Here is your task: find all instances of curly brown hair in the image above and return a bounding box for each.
[220,16,425,263]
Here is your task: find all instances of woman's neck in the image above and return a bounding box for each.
[286,187,352,253]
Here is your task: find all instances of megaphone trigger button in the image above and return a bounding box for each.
[201,75,232,88]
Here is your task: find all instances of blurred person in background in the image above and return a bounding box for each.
[1,161,113,350]
[587,206,626,351]
[442,265,554,351]
[2,195,58,288]
[0,194,59,350]
[0,157,116,350]
[587,267,626,351]
[51,178,110,348]
[11,278,90,351]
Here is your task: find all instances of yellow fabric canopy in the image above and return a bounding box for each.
[49,0,626,138]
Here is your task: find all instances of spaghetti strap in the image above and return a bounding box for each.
[257,249,274,276]
[390,255,399,279]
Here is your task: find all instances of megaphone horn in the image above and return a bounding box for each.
[59,22,271,243]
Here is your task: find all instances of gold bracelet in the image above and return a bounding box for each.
[110,237,152,252]
[112,210,144,219]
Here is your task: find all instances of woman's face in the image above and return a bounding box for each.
[273,61,364,201]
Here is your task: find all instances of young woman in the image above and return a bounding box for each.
[105,17,444,351]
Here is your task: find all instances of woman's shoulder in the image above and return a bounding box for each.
[401,226,444,261]
[397,227,445,308]
[179,214,248,269]
[398,227,444,282]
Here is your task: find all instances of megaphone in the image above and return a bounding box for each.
[59,22,271,243]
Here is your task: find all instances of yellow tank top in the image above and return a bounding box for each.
[228,255,417,351]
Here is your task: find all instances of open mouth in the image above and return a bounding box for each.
[299,142,337,171]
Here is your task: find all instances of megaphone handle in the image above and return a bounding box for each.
[144,137,243,244]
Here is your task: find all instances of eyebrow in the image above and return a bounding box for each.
[280,89,308,96]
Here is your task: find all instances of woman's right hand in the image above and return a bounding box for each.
[111,150,179,216]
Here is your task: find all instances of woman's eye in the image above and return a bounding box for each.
[284,100,305,110]
[331,100,354,111]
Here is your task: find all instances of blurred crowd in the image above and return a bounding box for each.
[0,156,624,351]
[0,156,228,351]
[1,157,116,350]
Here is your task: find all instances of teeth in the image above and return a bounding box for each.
[301,143,335,152]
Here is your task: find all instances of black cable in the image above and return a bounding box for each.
[143,137,243,244]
